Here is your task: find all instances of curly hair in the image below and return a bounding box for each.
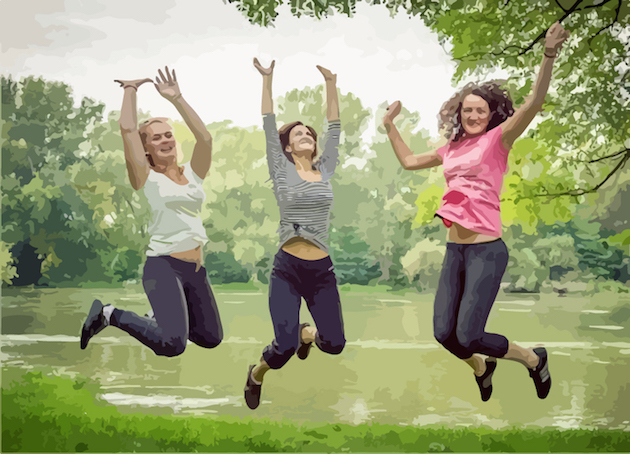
[438,80,514,142]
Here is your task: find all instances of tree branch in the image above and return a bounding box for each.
[532,151,630,198]
[589,147,629,163]
[583,0,615,9]
[516,0,584,55]
[463,0,621,60]
[588,0,622,43]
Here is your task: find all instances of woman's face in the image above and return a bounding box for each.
[461,94,491,137]
[144,122,177,165]
[286,125,316,157]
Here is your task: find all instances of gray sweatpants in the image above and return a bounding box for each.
[433,239,509,359]
[111,256,223,357]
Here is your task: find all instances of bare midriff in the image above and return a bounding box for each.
[281,237,329,260]
[447,221,500,244]
[170,246,203,272]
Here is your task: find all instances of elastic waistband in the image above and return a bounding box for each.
[446,238,504,247]
[276,248,331,264]
[146,255,204,270]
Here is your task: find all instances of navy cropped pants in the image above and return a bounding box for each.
[110,256,223,357]
[433,239,510,360]
[262,249,346,369]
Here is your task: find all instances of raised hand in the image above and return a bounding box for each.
[253,58,275,76]
[545,21,570,55]
[114,78,153,90]
[382,101,402,132]
[154,66,182,102]
[316,65,337,84]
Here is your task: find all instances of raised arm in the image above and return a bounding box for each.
[501,22,570,149]
[316,66,341,177]
[153,67,213,179]
[254,58,275,115]
[253,58,284,181]
[317,65,339,122]
[383,101,442,170]
[115,78,154,190]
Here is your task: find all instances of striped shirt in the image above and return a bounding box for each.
[263,114,341,253]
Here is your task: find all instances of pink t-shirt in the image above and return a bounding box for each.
[435,125,510,237]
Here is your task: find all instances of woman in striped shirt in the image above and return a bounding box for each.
[244,58,345,410]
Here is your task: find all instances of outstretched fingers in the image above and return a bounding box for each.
[158,68,167,84]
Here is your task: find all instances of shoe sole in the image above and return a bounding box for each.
[476,359,497,402]
[80,299,104,350]
[531,347,551,399]
[244,365,262,410]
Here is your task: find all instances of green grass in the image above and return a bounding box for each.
[2,369,629,452]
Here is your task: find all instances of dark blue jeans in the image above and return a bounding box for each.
[433,239,509,359]
[262,249,346,369]
[110,256,223,357]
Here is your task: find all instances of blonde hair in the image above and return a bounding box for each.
[138,117,183,167]
[138,117,171,146]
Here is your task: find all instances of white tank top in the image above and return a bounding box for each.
[143,164,208,256]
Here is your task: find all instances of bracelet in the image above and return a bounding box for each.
[544,50,557,59]
[123,85,138,91]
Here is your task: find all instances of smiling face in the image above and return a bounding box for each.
[286,124,316,156]
[460,94,491,138]
[142,120,177,166]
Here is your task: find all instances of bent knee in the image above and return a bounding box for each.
[434,328,451,346]
[193,334,223,349]
[455,331,478,352]
[319,337,345,355]
[157,337,187,357]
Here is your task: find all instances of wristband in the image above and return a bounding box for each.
[123,85,138,91]
[544,49,557,59]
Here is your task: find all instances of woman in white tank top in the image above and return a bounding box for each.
[80,67,223,357]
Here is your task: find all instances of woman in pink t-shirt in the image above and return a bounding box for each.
[382,22,569,401]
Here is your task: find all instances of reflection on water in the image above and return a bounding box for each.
[1,287,629,431]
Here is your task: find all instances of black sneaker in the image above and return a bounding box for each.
[80,299,108,349]
[475,358,497,402]
[529,347,551,399]
[296,323,313,360]
[244,365,262,409]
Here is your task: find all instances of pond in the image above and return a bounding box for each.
[2,286,629,430]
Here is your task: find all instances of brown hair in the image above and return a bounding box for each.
[138,117,170,167]
[438,80,514,142]
[278,121,318,164]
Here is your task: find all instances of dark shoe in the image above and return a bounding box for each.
[296,323,313,360]
[80,299,108,349]
[529,347,551,399]
[244,365,262,409]
[475,358,497,402]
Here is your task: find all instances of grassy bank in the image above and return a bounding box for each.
[2,369,629,452]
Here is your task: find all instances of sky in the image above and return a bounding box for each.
[0,0,476,139]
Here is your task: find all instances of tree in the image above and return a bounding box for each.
[227,0,630,202]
